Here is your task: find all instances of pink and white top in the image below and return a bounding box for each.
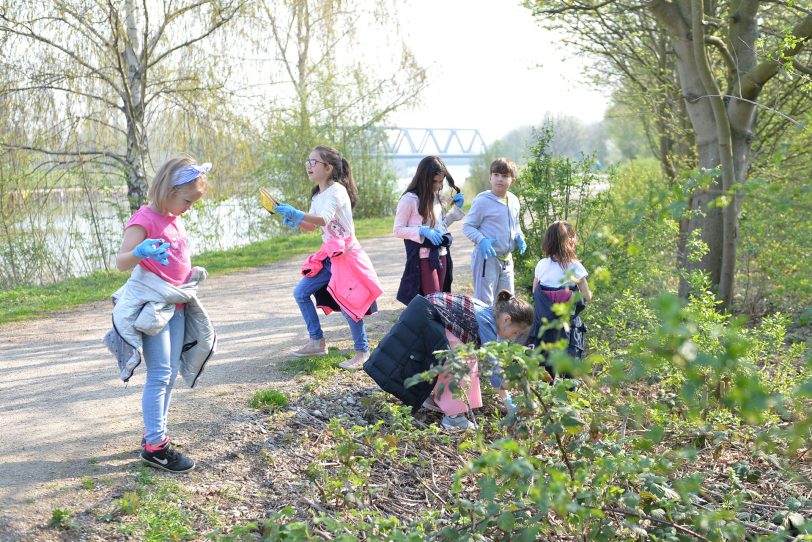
[309,182,355,242]
[393,192,464,258]
[126,205,192,286]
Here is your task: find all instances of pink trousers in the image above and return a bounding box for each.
[432,330,483,416]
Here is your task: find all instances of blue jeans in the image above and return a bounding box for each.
[142,308,185,445]
[293,258,368,352]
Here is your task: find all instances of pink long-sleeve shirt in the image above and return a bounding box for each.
[393,192,464,258]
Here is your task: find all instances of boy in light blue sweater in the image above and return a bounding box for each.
[462,157,526,305]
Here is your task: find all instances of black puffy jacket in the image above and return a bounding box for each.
[363,295,450,412]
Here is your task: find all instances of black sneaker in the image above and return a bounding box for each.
[140,442,195,473]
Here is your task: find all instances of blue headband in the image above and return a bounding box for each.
[173,162,211,186]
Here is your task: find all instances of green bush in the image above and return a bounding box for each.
[513,125,611,292]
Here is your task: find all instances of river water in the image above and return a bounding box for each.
[0,189,281,288]
[0,165,472,288]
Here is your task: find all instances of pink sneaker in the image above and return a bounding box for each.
[292,338,328,357]
[339,350,369,370]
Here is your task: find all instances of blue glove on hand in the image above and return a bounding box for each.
[489,364,504,388]
[514,232,527,255]
[418,226,443,246]
[282,217,298,229]
[479,238,497,260]
[452,193,464,208]
[133,238,171,266]
[274,203,305,225]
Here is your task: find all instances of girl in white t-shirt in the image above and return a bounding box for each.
[274,145,381,369]
[532,220,592,301]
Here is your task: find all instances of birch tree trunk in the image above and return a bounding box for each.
[123,0,148,211]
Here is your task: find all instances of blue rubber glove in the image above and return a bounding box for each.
[274,203,305,225]
[418,226,443,246]
[514,232,527,255]
[479,238,497,260]
[489,364,504,388]
[133,238,171,266]
[452,193,464,208]
[282,217,298,229]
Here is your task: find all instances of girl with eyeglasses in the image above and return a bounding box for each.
[393,156,465,306]
[274,145,382,370]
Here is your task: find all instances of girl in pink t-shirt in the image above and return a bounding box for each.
[115,156,208,473]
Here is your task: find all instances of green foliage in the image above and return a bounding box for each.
[239,265,809,540]
[512,124,611,291]
[282,348,347,380]
[115,465,197,541]
[736,155,812,320]
[249,389,290,411]
[603,101,655,162]
[80,476,96,490]
[466,115,608,197]
[49,507,76,530]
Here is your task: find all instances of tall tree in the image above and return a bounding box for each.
[0,0,245,210]
[255,0,426,212]
[527,0,812,308]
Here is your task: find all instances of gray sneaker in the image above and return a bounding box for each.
[440,414,477,431]
[422,396,443,413]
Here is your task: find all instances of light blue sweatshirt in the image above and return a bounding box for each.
[462,190,523,257]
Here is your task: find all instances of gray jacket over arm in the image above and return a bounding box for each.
[104,265,217,388]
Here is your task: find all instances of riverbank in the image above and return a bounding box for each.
[0,217,394,324]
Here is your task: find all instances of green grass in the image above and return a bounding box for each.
[0,216,393,325]
[114,464,199,540]
[249,388,290,410]
[282,347,347,379]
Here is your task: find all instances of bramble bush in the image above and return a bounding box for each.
[214,128,810,541]
[215,282,809,540]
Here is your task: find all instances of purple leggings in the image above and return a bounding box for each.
[419,255,447,296]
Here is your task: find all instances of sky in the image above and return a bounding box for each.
[388,0,610,145]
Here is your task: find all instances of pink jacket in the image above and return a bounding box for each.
[301,236,382,322]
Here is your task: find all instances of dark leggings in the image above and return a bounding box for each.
[419,255,447,296]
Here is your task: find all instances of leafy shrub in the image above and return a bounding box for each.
[512,125,611,291]
[49,507,75,530]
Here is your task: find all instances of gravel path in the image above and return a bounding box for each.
[0,221,471,535]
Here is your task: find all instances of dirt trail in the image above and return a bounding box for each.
[0,222,471,531]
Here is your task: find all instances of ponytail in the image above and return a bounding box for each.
[493,290,534,328]
[310,145,358,209]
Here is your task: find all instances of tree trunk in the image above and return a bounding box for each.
[690,0,738,308]
[124,0,148,211]
[668,18,725,289]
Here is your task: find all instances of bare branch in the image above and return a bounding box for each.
[739,13,812,99]
[533,0,623,16]
[705,36,737,76]
[792,58,812,75]
[0,144,127,166]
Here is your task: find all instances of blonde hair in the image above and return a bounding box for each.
[148,156,208,214]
